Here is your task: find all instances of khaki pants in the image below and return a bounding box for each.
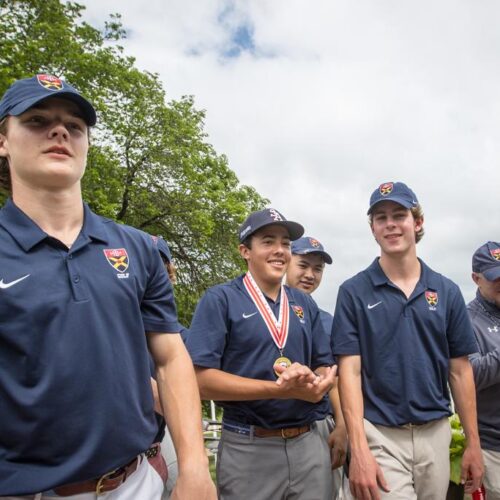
[363,418,451,500]
[483,448,500,500]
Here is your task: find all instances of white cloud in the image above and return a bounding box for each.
[79,0,500,311]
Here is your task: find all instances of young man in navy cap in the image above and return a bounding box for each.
[332,181,483,499]
[0,75,215,498]
[286,236,347,497]
[468,241,500,499]
[186,208,337,500]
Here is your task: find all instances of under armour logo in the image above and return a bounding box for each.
[488,325,499,333]
[268,209,283,222]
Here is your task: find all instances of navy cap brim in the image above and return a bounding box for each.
[7,92,97,126]
[270,221,304,241]
[293,248,333,264]
[482,266,500,281]
[367,196,414,215]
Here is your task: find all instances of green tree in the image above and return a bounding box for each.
[0,0,267,323]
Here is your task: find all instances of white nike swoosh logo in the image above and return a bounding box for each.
[367,301,382,310]
[242,312,258,319]
[0,274,31,289]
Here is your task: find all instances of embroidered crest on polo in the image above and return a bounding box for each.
[103,248,130,279]
[425,290,438,310]
[309,238,320,248]
[490,248,500,261]
[292,305,305,323]
[379,182,394,196]
[36,74,64,91]
[242,272,290,371]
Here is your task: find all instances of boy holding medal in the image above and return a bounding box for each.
[186,208,337,500]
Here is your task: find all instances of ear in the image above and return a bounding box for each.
[239,243,250,261]
[0,131,8,159]
[472,272,481,286]
[414,216,424,232]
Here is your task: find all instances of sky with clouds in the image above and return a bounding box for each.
[80,0,499,311]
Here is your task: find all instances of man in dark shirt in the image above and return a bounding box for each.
[468,241,500,499]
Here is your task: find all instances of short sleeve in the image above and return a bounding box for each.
[446,285,479,358]
[331,285,361,356]
[309,299,334,369]
[141,241,180,333]
[186,288,229,368]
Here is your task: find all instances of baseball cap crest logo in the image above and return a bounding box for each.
[37,74,64,91]
[425,291,438,307]
[309,238,320,248]
[268,209,283,222]
[490,249,500,261]
[379,182,394,196]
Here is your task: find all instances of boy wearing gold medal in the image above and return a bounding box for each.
[186,208,337,500]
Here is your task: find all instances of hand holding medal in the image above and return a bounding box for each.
[274,364,337,403]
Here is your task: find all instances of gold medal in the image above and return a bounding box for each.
[274,356,292,377]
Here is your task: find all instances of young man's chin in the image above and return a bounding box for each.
[261,266,287,284]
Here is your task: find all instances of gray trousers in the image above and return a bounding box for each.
[316,416,345,500]
[217,419,333,500]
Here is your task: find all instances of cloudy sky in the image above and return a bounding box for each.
[80,0,499,311]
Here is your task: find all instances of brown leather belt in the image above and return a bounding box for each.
[254,424,310,439]
[53,444,159,496]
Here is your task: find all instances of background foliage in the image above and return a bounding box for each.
[0,0,267,324]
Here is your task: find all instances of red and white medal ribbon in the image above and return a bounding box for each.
[242,272,290,353]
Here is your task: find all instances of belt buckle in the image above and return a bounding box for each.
[96,468,119,495]
[145,444,159,459]
[281,428,293,439]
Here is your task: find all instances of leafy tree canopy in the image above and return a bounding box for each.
[0,0,267,324]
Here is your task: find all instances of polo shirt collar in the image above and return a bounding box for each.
[367,257,439,292]
[367,258,389,287]
[80,203,108,244]
[235,274,286,305]
[0,198,108,252]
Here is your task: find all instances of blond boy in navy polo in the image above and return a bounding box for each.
[0,76,215,499]
[332,182,483,499]
[186,209,336,500]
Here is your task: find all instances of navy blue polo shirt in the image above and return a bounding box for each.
[186,275,334,429]
[0,199,179,495]
[332,258,477,427]
[317,308,335,416]
[320,309,333,338]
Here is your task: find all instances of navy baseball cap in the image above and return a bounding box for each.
[291,236,332,264]
[0,74,97,126]
[151,235,172,262]
[367,181,419,214]
[238,208,304,243]
[472,241,500,281]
